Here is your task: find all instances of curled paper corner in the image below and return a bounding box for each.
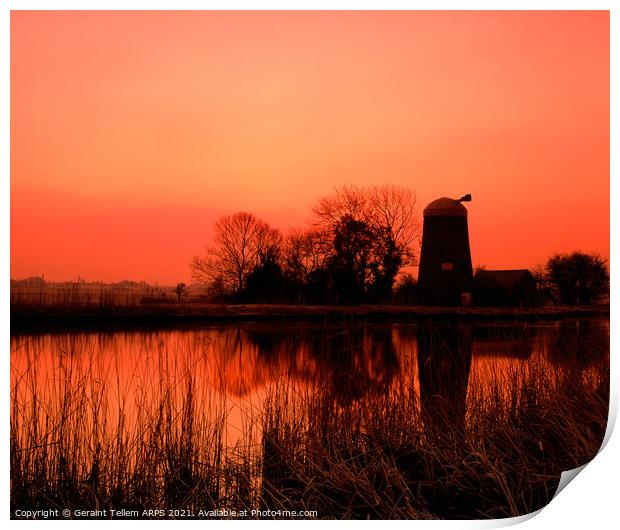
[549,373,619,497]
[516,402,617,525]
[551,415,614,499]
[599,390,618,456]
[490,508,544,528]
[550,409,615,503]
[554,462,589,500]
[489,465,590,529]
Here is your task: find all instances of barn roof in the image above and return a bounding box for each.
[475,269,534,289]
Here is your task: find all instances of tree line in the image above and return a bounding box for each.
[190,185,609,306]
[190,185,420,304]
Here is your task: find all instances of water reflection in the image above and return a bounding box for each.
[472,323,536,359]
[547,318,609,367]
[10,318,609,445]
[10,318,609,518]
[417,320,472,432]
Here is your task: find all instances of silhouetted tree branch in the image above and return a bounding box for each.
[313,184,420,302]
[282,227,331,284]
[190,211,281,296]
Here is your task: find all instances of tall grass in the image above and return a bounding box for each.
[259,328,608,519]
[10,333,263,517]
[10,321,609,519]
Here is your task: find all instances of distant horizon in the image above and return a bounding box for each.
[11,11,609,285]
[9,238,611,287]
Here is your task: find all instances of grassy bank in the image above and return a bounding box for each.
[11,302,610,334]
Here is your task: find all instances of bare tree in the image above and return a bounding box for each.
[313,184,420,300]
[282,227,331,283]
[367,185,420,296]
[190,212,281,295]
[313,184,369,226]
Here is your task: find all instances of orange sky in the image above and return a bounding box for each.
[11,11,609,284]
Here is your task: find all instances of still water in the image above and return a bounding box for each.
[11,318,609,452]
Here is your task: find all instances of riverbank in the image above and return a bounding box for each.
[10,303,610,334]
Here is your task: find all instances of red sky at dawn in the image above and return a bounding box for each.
[11,11,609,285]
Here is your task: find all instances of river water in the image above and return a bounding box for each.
[11,318,609,450]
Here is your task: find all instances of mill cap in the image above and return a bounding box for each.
[423,195,471,217]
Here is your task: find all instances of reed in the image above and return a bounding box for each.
[260,351,608,518]
[10,323,608,519]
[10,334,262,518]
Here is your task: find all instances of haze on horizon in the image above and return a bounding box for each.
[10,11,609,285]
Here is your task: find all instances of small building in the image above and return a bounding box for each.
[473,269,538,307]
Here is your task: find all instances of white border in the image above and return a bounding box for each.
[2,2,616,528]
